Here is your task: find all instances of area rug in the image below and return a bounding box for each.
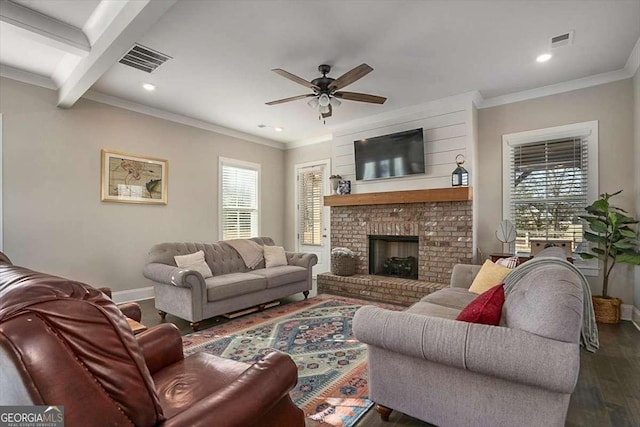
[182,294,401,427]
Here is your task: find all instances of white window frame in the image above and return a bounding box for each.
[218,157,261,240]
[502,120,599,276]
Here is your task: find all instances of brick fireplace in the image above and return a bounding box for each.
[318,188,473,305]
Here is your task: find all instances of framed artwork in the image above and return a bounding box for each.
[101,149,168,205]
[336,179,351,195]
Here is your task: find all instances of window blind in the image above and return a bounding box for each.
[221,163,258,239]
[508,137,588,253]
[298,168,323,245]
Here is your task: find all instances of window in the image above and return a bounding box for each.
[298,166,324,245]
[502,121,598,274]
[219,158,259,240]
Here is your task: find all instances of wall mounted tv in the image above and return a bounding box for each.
[354,128,425,181]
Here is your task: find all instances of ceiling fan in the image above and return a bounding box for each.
[266,63,386,120]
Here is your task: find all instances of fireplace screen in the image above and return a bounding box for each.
[368,235,419,279]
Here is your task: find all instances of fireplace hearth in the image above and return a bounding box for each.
[369,235,419,279]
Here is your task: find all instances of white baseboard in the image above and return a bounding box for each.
[112,286,154,304]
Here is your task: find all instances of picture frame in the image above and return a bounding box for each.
[101,149,168,205]
[336,179,351,195]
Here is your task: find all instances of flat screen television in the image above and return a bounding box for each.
[354,128,425,181]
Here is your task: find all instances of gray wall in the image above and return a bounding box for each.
[0,77,285,293]
[478,79,636,303]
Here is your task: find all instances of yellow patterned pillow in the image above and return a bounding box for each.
[469,260,511,294]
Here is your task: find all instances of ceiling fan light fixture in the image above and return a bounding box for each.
[318,93,330,107]
[267,63,385,120]
[307,97,319,109]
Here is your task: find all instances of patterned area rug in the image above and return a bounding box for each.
[182,294,401,427]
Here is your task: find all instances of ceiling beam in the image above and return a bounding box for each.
[57,0,176,109]
[0,0,90,55]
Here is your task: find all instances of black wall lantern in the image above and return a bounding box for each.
[452,154,469,187]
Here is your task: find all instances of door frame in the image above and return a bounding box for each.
[294,159,331,277]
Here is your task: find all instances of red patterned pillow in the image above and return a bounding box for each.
[456,284,505,325]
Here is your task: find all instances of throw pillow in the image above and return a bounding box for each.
[468,260,511,294]
[174,250,213,279]
[263,245,287,268]
[456,284,505,325]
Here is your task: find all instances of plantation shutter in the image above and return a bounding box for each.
[221,163,258,239]
[508,137,588,253]
[298,167,324,245]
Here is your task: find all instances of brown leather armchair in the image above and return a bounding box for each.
[98,286,143,322]
[0,255,305,427]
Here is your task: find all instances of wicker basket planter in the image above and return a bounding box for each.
[331,253,356,276]
[331,247,357,276]
[592,296,622,324]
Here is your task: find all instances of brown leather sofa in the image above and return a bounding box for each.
[0,253,305,427]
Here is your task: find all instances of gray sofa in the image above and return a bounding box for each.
[353,247,583,427]
[143,237,317,330]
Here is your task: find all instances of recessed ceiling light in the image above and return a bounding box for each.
[142,83,156,91]
[536,53,552,63]
[274,127,284,132]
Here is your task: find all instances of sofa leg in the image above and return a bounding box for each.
[303,291,309,299]
[375,404,392,421]
[190,322,200,332]
[158,310,167,319]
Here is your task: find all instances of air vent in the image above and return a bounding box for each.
[550,31,574,49]
[119,44,172,73]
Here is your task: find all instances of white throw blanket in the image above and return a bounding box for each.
[225,239,263,269]
[503,256,599,353]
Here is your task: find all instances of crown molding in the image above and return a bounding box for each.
[81,90,285,150]
[0,65,56,90]
[478,68,631,109]
[624,36,640,77]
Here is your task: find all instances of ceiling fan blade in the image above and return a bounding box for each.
[272,69,320,91]
[328,63,373,90]
[334,91,387,104]
[266,94,315,105]
[321,104,332,119]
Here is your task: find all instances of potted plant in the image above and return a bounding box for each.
[580,190,640,323]
[329,174,342,194]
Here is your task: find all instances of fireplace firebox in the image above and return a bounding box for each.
[369,235,419,279]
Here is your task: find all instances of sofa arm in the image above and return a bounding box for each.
[353,306,469,367]
[286,252,318,269]
[143,262,205,289]
[160,351,300,427]
[136,323,184,375]
[353,306,579,393]
[464,322,579,393]
[118,302,142,322]
[450,264,481,289]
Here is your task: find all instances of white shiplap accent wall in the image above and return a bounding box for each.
[331,99,474,194]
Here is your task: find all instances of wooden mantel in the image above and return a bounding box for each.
[324,187,472,207]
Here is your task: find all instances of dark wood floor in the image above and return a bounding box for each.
[136,297,640,427]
